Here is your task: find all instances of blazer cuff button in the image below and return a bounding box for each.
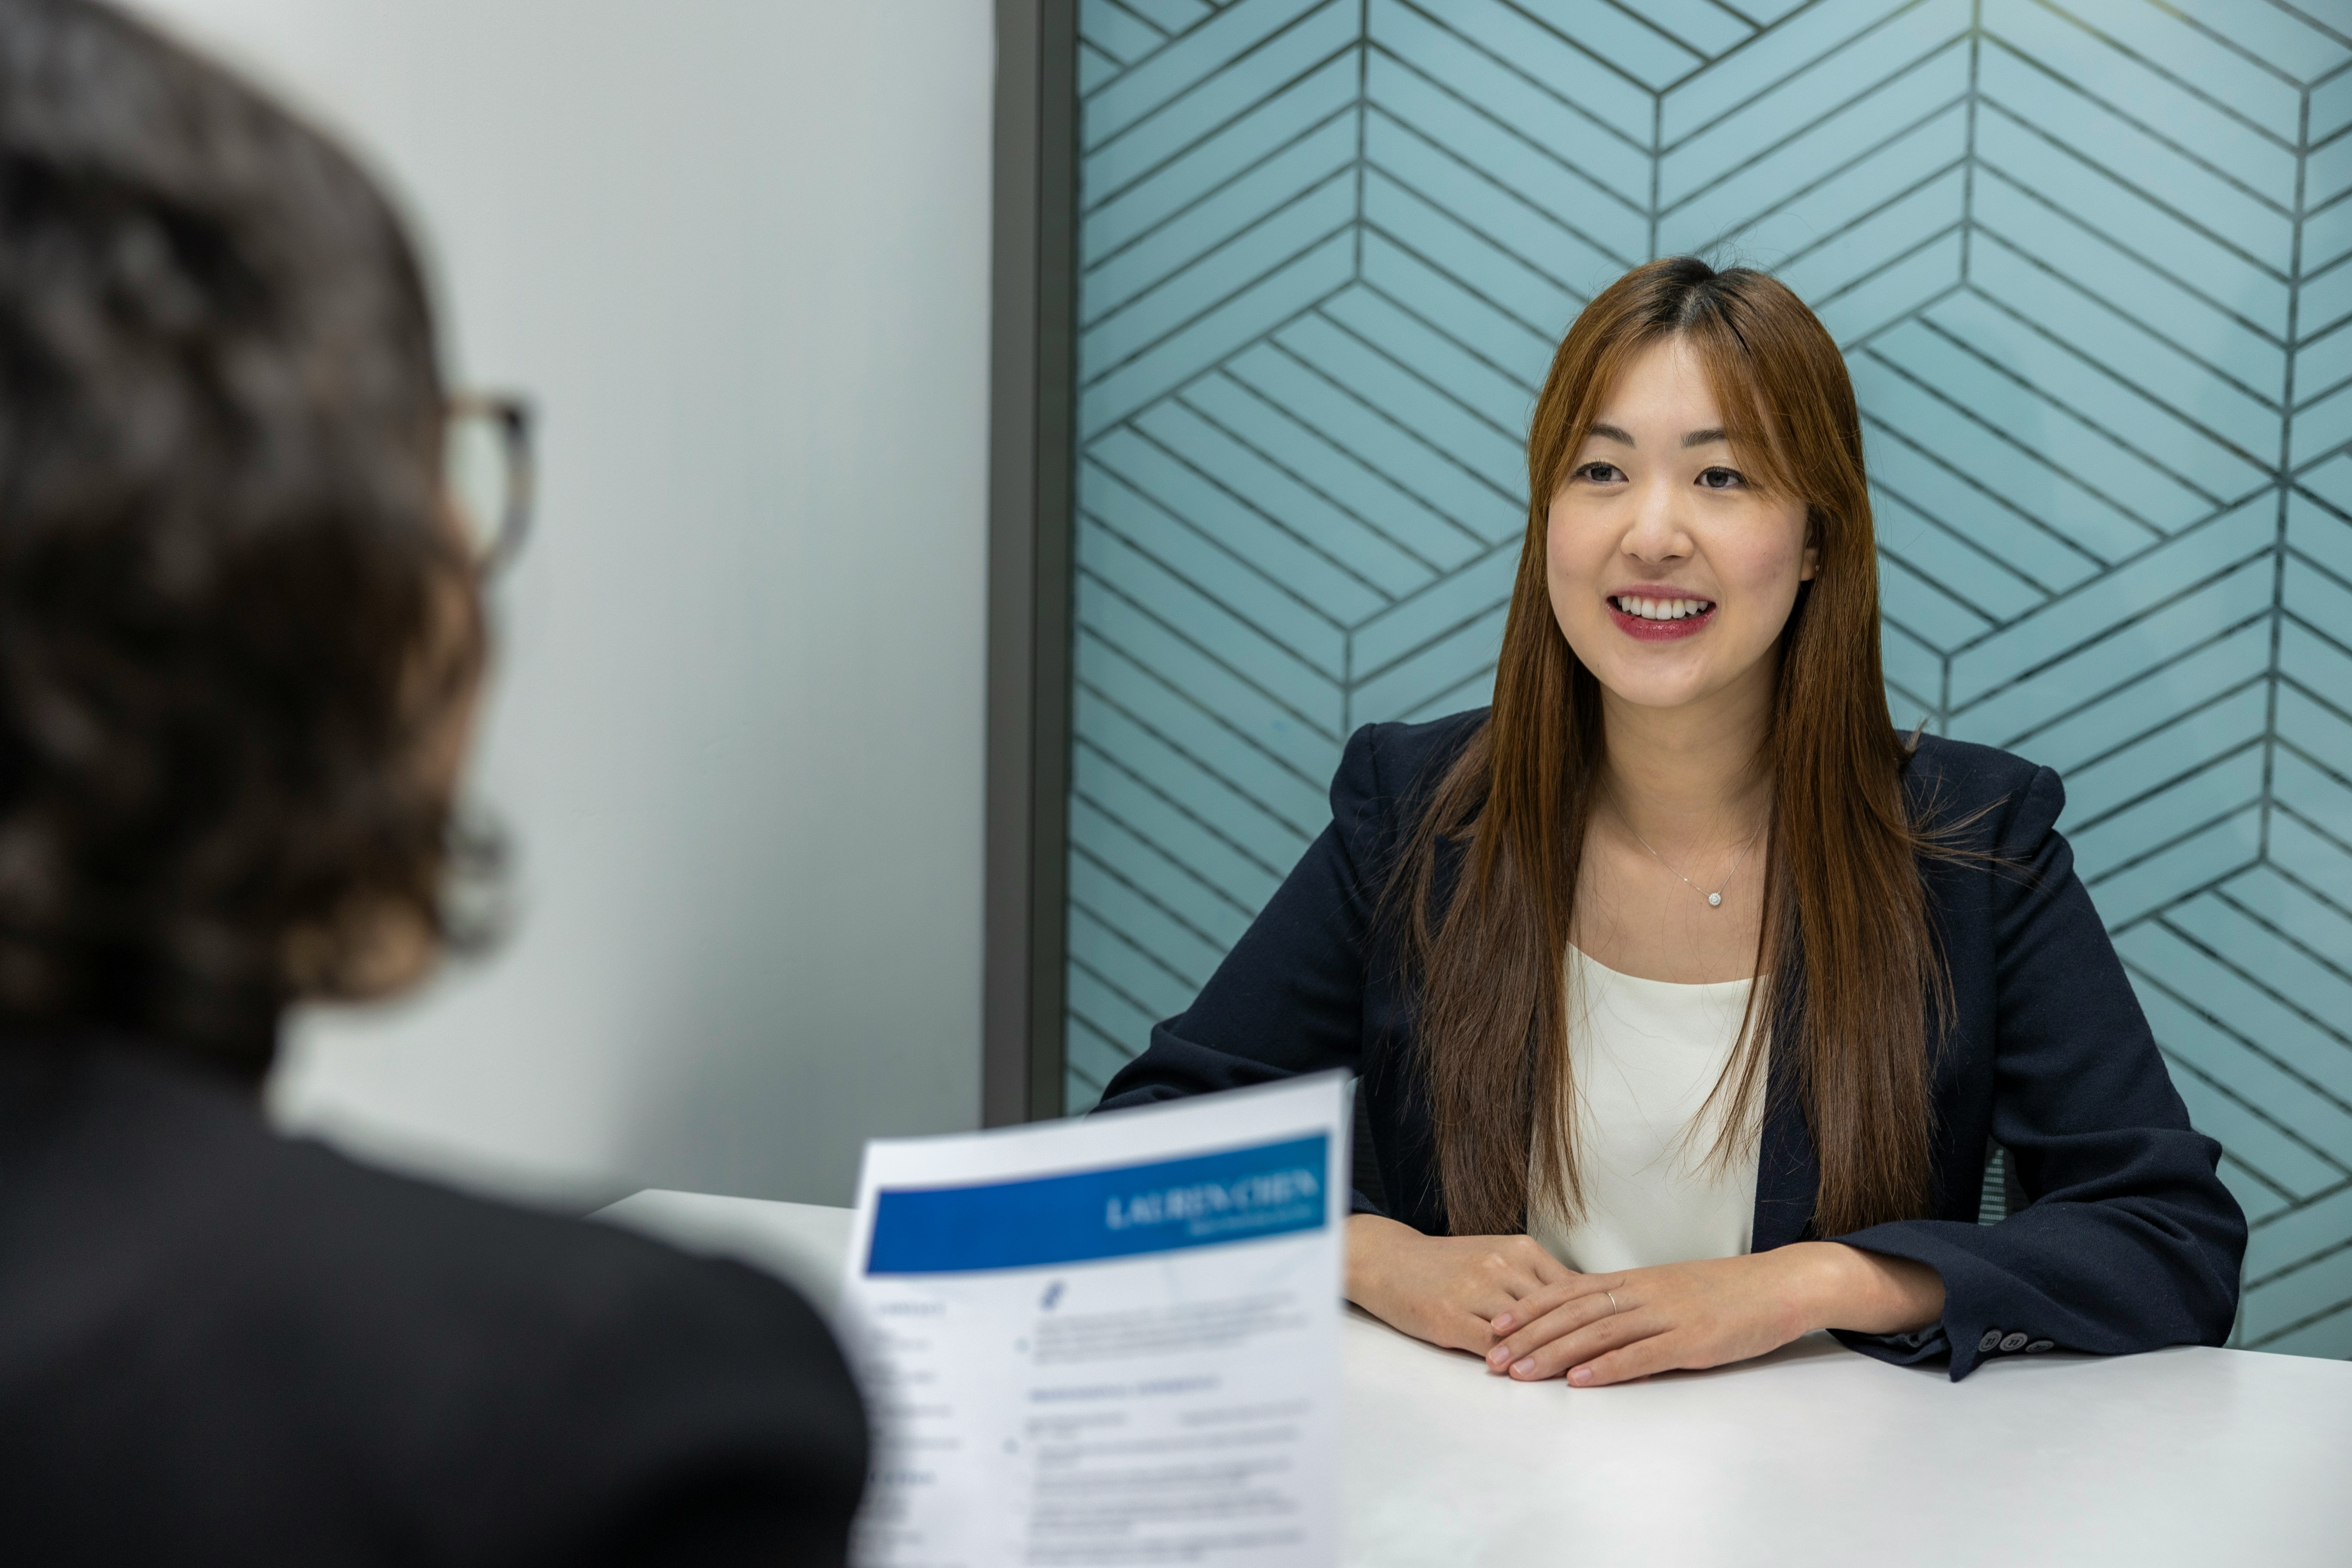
[1977,1329,2004,1353]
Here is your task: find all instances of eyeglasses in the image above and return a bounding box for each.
[444,392,535,575]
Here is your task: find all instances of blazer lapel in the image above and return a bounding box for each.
[1751,982,1819,1251]
[1752,1080,1819,1250]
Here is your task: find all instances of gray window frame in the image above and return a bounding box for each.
[983,0,1078,1125]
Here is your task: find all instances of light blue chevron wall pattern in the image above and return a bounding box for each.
[1065,0,2352,1357]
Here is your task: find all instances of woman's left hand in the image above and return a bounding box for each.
[1482,1242,1944,1387]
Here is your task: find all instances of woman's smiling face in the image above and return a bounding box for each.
[1545,336,1816,715]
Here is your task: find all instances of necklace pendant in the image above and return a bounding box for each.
[1707,892,1723,907]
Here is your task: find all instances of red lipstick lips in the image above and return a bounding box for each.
[1606,593,1715,641]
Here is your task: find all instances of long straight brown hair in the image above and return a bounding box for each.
[1392,257,1948,1241]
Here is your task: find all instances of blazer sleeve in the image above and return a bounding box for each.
[1093,723,1390,1211]
[1828,764,2248,1380]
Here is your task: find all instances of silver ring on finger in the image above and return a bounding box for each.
[1605,1290,1621,1316]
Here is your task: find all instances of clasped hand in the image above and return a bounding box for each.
[1344,1213,1942,1387]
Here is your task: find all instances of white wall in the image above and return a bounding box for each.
[122,0,995,1207]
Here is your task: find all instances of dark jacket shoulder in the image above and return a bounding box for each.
[1339,708,1486,802]
[0,1039,867,1566]
[1900,731,2061,849]
[1326,708,1486,852]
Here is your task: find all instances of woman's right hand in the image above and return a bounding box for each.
[1344,1213,1577,1357]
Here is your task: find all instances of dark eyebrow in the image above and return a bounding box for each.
[1588,422,1635,445]
[1682,427,1727,448]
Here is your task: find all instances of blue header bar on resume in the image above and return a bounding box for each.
[865,1133,1329,1274]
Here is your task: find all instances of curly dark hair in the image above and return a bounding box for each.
[0,0,478,1071]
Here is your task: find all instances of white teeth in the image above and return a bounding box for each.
[1613,595,1712,620]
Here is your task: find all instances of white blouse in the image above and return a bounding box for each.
[1527,947,1763,1274]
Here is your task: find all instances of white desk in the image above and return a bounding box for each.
[600,1190,2352,1566]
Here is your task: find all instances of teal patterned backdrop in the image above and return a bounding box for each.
[1063,0,2352,1358]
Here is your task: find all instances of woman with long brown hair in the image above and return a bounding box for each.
[1096,257,2244,1384]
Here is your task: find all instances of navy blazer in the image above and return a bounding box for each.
[1095,710,2246,1381]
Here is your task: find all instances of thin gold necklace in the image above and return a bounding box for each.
[1617,806,1764,910]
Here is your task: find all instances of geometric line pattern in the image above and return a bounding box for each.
[1069,0,2352,1360]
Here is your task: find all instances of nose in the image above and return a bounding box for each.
[1620,470,1692,566]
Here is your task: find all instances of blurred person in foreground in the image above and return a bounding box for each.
[0,1,867,1560]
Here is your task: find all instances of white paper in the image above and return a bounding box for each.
[839,1074,1348,1568]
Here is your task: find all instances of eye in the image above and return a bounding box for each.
[1695,466,1746,490]
[1577,462,1626,484]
